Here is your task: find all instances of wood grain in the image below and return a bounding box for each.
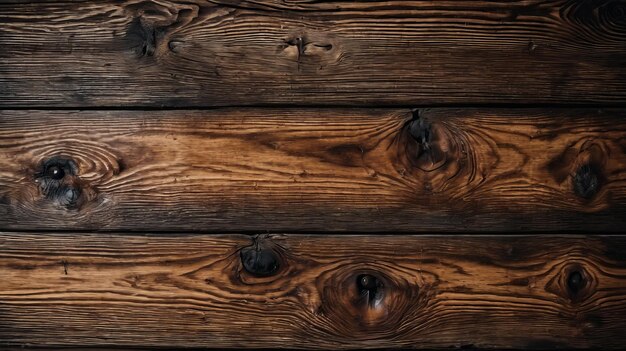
[1,233,625,349]
[1,108,625,232]
[1,0,626,107]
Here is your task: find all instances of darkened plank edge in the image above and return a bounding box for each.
[4,102,626,110]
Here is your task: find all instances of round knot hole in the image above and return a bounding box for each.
[573,164,600,199]
[35,156,84,209]
[240,243,280,277]
[567,270,586,294]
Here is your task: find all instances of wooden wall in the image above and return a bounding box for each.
[1,0,626,349]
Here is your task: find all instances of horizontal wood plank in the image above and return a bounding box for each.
[1,233,626,349]
[1,108,625,232]
[1,0,626,106]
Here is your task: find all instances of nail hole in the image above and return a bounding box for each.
[358,274,377,290]
[285,36,306,57]
[46,165,65,180]
[404,109,448,172]
[356,274,383,306]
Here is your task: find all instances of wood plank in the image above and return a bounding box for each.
[1,0,626,107]
[1,233,625,349]
[1,108,625,232]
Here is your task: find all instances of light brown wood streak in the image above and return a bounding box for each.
[1,0,626,106]
[0,108,625,232]
[0,234,625,349]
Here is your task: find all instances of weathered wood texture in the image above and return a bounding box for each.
[1,108,625,232]
[1,233,625,349]
[1,0,626,107]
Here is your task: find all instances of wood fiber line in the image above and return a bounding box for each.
[1,0,625,106]
[0,108,624,232]
[1,234,626,349]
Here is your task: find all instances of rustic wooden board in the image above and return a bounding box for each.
[1,233,625,349]
[1,0,626,107]
[1,108,625,232]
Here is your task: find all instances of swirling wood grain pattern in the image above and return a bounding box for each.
[0,108,625,232]
[1,0,626,106]
[0,233,625,349]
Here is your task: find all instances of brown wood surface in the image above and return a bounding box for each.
[1,108,625,232]
[1,233,625,349]
[1,0,626,107]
